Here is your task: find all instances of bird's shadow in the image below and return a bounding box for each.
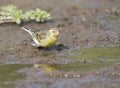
[36,44,69,51]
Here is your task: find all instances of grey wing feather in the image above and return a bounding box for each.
[35,32,47,41]
[21,26,47,44]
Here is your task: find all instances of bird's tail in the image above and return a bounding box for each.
[21,26,33,36]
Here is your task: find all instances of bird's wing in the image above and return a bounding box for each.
[34,32,47,42]
[21,26,47,41]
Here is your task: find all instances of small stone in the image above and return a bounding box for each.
[73,74,77,77]
[10,48,14,50]
[76,75,80,78]
[33,64,40,68]
[111,72,115,76]
[112,83,117,87]
[23,42,27,45]
[64,74,68,78]
[96,71,100,74]
[49,73,53,77]
[81,17,86,21]
[81,60,87,64]
[105,9,110,13]
[118,73,120,76]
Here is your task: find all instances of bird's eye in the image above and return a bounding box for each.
[52,30,55,33]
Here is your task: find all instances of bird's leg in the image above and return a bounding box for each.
[31,43,39,47]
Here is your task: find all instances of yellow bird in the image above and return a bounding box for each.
[21,26,59,48]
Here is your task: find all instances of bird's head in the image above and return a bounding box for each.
[48,28,59,37]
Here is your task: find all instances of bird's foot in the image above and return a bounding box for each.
[31,43,39,48]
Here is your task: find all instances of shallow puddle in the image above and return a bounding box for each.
[0,45,120,87]
[56,62,116,72]
[0,63,31,88]
[54,45,120,72]
[57,45,120,61]
[34,62,116,73]
[33,45,120,72]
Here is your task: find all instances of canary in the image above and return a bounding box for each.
[21,26,59,48]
